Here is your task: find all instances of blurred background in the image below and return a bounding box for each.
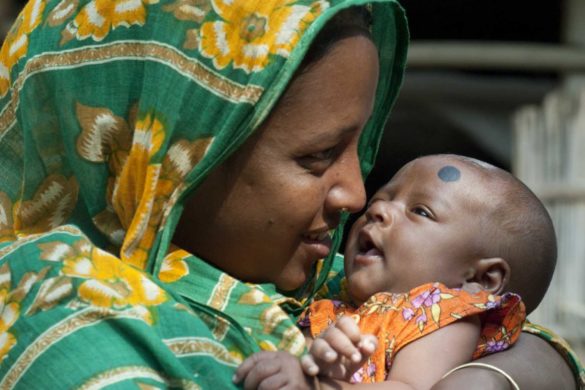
[2,0,584,360]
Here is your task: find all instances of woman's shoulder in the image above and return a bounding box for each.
[522,321,585,388]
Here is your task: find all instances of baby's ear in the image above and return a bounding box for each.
[462,258,510,295]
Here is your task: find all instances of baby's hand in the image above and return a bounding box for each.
[233,351,313,390]
[301,316,377,381]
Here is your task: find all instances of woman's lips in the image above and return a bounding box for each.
[302,231,333,259]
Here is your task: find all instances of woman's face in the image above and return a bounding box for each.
[174,34,379,290]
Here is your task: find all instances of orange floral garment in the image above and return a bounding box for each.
[300,282,526,383]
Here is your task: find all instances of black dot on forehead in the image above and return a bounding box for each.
[437,165,461,182]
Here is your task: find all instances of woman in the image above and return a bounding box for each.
[0,0,580,388]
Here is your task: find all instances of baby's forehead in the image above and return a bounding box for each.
[381,156,502,207]
[395,156,485,183]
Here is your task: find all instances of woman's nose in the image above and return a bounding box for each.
[326,152,366,214]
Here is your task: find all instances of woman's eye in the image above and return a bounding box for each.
[298,147,337,172]
[309,148,336,161]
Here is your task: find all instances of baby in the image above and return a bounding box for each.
[235,154,557,389]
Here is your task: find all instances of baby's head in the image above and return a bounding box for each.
[344,154,556,313]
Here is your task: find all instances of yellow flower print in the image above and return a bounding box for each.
[278,325,305,356]
[47,0,80,28]
[60,240,167,313]
[163,0,212,23]
[260,305,290,334]
[75,102,133,170]
[119,135,212,270]
[238,289,270,305]
[0,289,18,362]
[258,340,277,352]
[200,0,329,73]
[76,102,135,245]
[0,0,46,97]
[0,193,16,244]
[60,0,160,45]
[115,112,166,268]
[158,249,190,283]
[0,175,79,242]
[134,113,166,159]
[75,102,212,270]
[0,263,49,361]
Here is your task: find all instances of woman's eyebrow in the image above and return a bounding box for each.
[306,125,358,144]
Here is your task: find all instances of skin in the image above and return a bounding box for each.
[299,156,505,389]
[432,332,577,389]
[236,155,515,390]
[173,31,576,390]
[224,34,379,388]
[174,34,378,293]
[307,156,577,390]
[344,155,508,305]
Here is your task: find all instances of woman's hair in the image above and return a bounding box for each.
[299,6,373,72]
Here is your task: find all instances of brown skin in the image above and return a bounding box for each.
[227,35,379,389]
[432,333,577,389]
[317,157,577,389]
[174,34,378,292]
[174,32,576,390]
[345,155,510,305]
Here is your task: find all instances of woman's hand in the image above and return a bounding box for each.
[234,351,315,390]
[430,366,513,390]
[432,333,577,389]
[301,316,377,381]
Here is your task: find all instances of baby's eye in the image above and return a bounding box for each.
[412,206,432,219]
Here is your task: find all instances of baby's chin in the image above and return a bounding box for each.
[346,272,377,306]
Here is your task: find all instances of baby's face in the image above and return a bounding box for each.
[344,156,492,305]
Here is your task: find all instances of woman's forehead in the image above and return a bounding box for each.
[255,35,379,143]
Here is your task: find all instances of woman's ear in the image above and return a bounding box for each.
[463,258,510,295]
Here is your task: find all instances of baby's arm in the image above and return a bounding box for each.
[235,316,480,390]
[384,315,481,390]
[316,316,482,390]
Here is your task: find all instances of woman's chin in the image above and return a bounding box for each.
[273,265,312,292]
[274,274,306,292]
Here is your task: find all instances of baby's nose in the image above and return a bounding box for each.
[365,200,393,225]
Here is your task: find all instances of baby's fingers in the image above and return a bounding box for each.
[241,359,281,389]
[300,355,319,376]
[310,337,339,363]
[233,351,273,385]
[334,316,362,344]
[357,334,378,356]
[341,334,378,377]
[315,328,361,364]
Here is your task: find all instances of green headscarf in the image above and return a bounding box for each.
[0,0,407,387]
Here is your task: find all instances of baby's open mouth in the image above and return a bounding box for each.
[356,229,384,262]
